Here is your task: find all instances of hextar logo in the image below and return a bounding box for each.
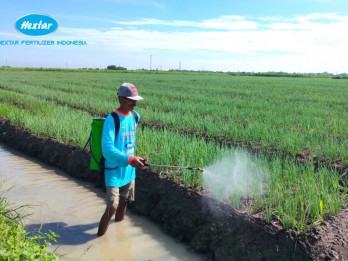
[15,14,58,36]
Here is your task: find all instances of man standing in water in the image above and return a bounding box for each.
[98,82,146,237]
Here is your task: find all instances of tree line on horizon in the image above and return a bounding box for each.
[1,65,347,78]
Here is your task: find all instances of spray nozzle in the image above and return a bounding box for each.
[140,159,149,166]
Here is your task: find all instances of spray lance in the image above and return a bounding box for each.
[140,159,204,172]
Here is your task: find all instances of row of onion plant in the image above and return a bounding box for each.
[0,69,346,165]
[0,90,347,232]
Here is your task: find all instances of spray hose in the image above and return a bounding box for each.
[140,159,204,172]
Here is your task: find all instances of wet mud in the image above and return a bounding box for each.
[1,119,347,261]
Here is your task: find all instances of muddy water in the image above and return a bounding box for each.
[0,143,203,261]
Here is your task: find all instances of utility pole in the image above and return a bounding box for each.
[150,54,152,70]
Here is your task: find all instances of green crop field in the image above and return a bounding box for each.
[0,68,347,232]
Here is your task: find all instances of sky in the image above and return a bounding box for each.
[1,0,348,73]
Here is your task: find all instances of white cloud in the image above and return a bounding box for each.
[116,15,258,30]
[197,16,258,30]
[3,13,348,72]
[59,13,348,53]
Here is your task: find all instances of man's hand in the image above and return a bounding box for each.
[130,156,147,169]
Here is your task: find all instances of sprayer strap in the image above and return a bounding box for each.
[110,111,139,139]
[110,111,120,139]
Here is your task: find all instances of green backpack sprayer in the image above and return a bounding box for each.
[89,117,104,171]
[88,111,139,171]
[85,111,139,188]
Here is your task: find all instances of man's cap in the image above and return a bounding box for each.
[117,82,144,101]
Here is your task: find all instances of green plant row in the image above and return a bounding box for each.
[0,69,347,232]
[0,93,347,232]
[0,70,346,165]
[139,128,347,232]
[0,89,91,147]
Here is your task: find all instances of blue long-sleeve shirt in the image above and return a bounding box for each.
[101,110,139,187]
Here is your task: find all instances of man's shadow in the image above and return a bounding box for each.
[26,221,99,246]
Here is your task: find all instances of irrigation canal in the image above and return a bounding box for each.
[0,142,203,261]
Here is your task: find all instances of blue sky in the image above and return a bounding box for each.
[1,0,348,73]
